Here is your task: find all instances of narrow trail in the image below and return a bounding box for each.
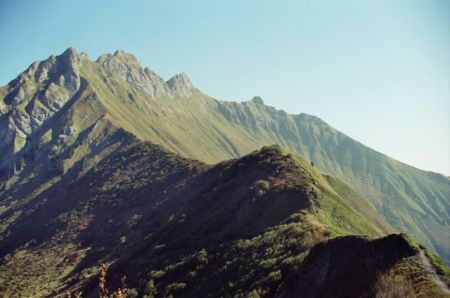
[418,249,450,295]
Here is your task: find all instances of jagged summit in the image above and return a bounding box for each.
[10,47,87,95]
[5,48,198,103]
[97,49,142,70]
[167,72,195,97]
[0,47,199,186]
[113,49,140,63]
[59,47,78,65]
[59,47,88,63]
[95,48,196,98]
[251,96,264,105]
[0,48,89,169]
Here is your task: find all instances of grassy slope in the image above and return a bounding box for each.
[80,61,260,164]
[79,60,449,264]
[73,145,392,297]
[323,175,394,236]
[0,141,396,297]
[72,145,448,297]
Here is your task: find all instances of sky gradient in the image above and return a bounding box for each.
[0,0,448,174]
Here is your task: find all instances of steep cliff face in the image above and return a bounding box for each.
[0,47,197,192]
[1,47,84,115]
[96,50,196,98]
[0,48,86,181]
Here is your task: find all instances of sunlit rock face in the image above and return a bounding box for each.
[97,50,196,98]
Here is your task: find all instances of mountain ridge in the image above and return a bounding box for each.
[0,47,449,267]
[3,136,445,297]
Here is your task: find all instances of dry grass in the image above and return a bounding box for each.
[98,263,128,298]
[376,270,416,298]
[65,263,128,298]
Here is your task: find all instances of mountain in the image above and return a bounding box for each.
[1,138,448,297]
[0,48,449,297]
[1,48,447,265]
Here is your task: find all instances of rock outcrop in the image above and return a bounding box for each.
[167,72,196,97]
[0,48,88,181]
[97,50,196,98]
[0,47,198,188]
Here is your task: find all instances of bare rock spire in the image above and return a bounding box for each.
[167,73,196,97]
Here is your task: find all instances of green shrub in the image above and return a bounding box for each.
[144,278,156,296]
[166,282,186,293]
[266,270,282,283]
[255,180,270,191]
[128,288,139,298]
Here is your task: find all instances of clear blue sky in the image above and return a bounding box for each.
[0,0,448,175]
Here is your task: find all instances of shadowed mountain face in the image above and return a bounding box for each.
[1,140,448,297]
[280,234,446,298]
[0,48,449,297]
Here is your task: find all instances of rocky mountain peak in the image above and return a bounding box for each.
[60,47,81,65]
[251,96,264,105]
[97,50,142,71]
[95,51,198,98]
[58,47,88,69]
[167,72,195,97]
[96,50,175,98]
[113,50,141,68]
[0,47,90,181]
[13,47,86,93]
